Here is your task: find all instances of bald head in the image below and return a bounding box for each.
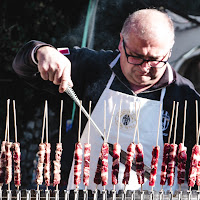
[121,9,175,48]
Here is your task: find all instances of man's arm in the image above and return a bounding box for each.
[12,40,73,93]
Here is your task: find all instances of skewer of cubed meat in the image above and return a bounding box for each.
[36,143,46,185]
[74,142,83,186]
[101,142,109,186]
[36,101,47,187]
[167,102,179,187]
[122,142,135,185]
[83,101,92,187]
[74,100,83,187]
[177,101,187,187]
[196,126,200,188]
[5,142,12,185]
[12,101,21,188]
[53,143,62,186]
[167,143,178,186]
[135,143,145,185]
[53,100,63,188]
[44,101,51,188]
[149,146,160,186]
[122,102,140,186]
[112,102,121,186]
[13,142,21,187]
[83,143,91,186]
[44,142,51,186]
[177,143,187,185]
[160,143,171,186]
[160,102,176,188]
[0,141,6,187]
[94,152,102,185]
[149,103,162,188]
[188,144,200,187]
[100,101,109,187]
[196,155,200,187]
[112,143,121,185]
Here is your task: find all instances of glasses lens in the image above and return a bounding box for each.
[148,61,166,68]
[128,57,143,65]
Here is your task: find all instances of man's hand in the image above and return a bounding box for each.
[36,46,73,93]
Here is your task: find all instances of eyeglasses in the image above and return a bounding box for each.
[122,39,169,68]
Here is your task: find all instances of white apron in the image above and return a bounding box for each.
[67,54,178,191]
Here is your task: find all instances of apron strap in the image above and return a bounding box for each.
[107,53,121,89]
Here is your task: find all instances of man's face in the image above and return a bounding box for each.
[118,33,172,88]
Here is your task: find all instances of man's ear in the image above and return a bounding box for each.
[118,34,123,52]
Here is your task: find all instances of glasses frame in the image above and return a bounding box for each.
[122,39,169,68]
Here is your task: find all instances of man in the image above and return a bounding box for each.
[13,9,200,191]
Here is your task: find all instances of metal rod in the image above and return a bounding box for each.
[45,189,50,200]
[169,190,173,200]
[131,190,135,200]
[178,191,182,200]
[74,189,79,200]
[141,190,144,200]
[150,190,154,200]
[93,189,98,200]
[0,188,2,200]
[65,86,104,137]
[16,190,21,200]
[64,190,70,200]
[35,190,40,200]
[55,190,60,200]
[122,189,126,200]
[112,189,116,200]
[102,189,107,200]
[7,190,12,200]
[197,190,200,200]
[159,190,164,200]
[26,190,31,200]
[83,189,88,200]
[188,190,191,200]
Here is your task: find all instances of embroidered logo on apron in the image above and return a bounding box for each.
[162,110,170,131]
[115,109,136,131]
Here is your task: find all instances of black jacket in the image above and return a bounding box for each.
[13,40,200,187]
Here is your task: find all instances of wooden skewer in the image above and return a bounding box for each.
[55,100,64,190]
[6,99,10,143]
[45,100,48,143]
[106,104,116,142]
[173,102,179,144]
[13,100,20,191]
[182,100,187,145]
[104,100,106,143]
[6,99,10,191]
[136,103,141,144]
[196,100,199,143]
[13,100,18,143]
[87,101,92,144]
[196,100,199,145]
[37,101,47,191]
[133,102,141,143]
[117,100,122,144]
[168,101,176,144]
[156,103,163,147]
[4,99,10,142]
[59,100,63,144]
[41,101,47,144]
[78,100,82,143]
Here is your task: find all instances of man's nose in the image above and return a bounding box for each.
[139,61,151,72]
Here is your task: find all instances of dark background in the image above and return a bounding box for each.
[0,0,200,189]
